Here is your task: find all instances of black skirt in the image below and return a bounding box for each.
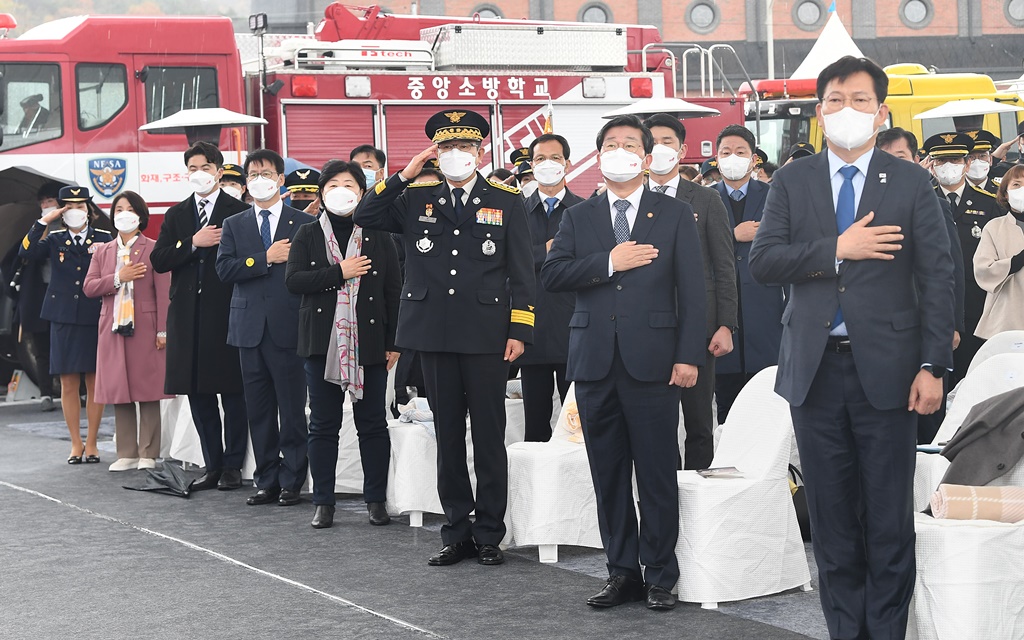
[49,321,98,375]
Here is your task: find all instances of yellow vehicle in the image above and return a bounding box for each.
[744,64,1024,163]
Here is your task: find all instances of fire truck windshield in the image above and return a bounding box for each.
[0,63,63,151]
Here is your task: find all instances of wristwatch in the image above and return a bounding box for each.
[921,365,945,379]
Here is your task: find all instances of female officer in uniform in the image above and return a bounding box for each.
[20,186,113,464]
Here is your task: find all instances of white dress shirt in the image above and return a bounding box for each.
[648,174,680,198]
[194,188,221,224]
[607,185,646,276]
[254,199,284,240]
[939,181,967,207]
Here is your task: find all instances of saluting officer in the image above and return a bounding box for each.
[923,132,1003,384]
[354,109,535,567]
[20,186,113,464]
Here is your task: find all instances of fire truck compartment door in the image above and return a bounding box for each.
[282,102,375,171]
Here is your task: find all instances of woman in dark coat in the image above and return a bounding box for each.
[286,160,402,530]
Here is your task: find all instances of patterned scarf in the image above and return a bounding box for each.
[113,234,138,336]
[319,212,364,401]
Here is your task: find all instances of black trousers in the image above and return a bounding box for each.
[714,371,756,425]
[420,351,508,547]
[188,391,248,472]
[680,347,716,470]
[791,350,916,640]
[305,357,390,505]
[240,337,308,492]
[519,363,570,442]
[575,342,681,590]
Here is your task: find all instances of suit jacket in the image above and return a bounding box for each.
[20,223,113,325]
[671,179,738,339]
[749,149,954,410]
[354,172,536,354]
[150,191,250,394]
[517,186,586,366]
[714,178,786,374]
[939,386,1024,487]
[285,215,402,363]
[541,190,707,383]
[216,203,312,350]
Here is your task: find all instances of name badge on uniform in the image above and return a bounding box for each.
[418,204,436,223]
[87,244,98,254]
[476,208,503,226]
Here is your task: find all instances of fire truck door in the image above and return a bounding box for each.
[381,104,495,175]
[281,102,376,171]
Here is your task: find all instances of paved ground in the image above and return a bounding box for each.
[0,401,828,639]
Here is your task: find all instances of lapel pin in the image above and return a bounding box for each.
[879,173,886,184]
[647,212,654,218]
[472,197,481,205]
[439,197,447,205]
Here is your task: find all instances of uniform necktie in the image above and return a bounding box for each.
[947,192,958,209]
[833,165,859,331]
[74,236,82,248]
[652,184,669,194]
[613,199,631,244]
[545,197,558,217]
[452,187,465,220]
[259,210,272,250]
[198,198,209,227]
[730,189,744,202]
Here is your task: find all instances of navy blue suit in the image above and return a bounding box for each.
[216,204,311,492]
[542,189,706,590]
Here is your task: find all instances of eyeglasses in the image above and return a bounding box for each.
[601,141,643,154]
[933,157,966,166]
[533,155,565,163]
[246,170,278,181]
[822,96,877,112]
[438,142,478,153]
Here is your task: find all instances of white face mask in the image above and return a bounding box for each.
[520,181,539,199]
[1008,186,1024,213]
[113,211,140,233]
[967,160,990,182]
[648,144,680,176]
[63,209,88,230]
[189,170,218,195]
[362,168,378,187]
[221,185,243,201]
[532,160,566,186]
[439,148,477,182]
[599,148,644,183]
[247,176,279,202]
[718,154,753,181]
[822,107,879,151]
[324,187,360,216]
[933,163,965,187]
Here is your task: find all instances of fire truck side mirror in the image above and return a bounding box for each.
[135,67,150,83]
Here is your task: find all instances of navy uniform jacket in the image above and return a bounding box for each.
[541,190,707,383]
[215,204,312,350]
[354,172,536,354]
[20,223,113,325]
[940,183,1002,331]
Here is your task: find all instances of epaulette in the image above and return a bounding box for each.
[487,178,521,194]
[50,229,67,234]
[967,183,996,199]
[408,181,441,188]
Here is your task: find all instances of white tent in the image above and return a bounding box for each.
[790,13,865,81]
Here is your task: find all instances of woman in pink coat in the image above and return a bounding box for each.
[84,191,171,472]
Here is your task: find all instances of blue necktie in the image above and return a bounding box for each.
[452,187,465,221]
[545,197,558,217]
[613,199,631,244]
[259,210,272,250]
[730,189,744,202]
[833,165,859,331]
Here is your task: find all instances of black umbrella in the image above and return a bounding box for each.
[0,165,73,205]
[123,461,195,498]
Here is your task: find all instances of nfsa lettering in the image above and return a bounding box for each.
[360,50,412,58]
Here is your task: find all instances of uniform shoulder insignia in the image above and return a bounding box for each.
[968,183,996,198]
[50,229,67,234]
[408,180,441,188]
[94,229,113,235]
[487,178,521,194]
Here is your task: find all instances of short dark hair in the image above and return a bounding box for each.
[184,141,223,168]
[37,181,63,202]
[679,165,699,180]
[349,145,386,167]
[642,113,687,146]
[529,134,571,161]
[876,127,919,157]
[243,149,285,176]
[414,168,444,182]
[111,190,151,232]
[816,55,889,103]
[487,167,516,185]
[760,162,779,179]
[596,115,654,154]
[319,159,367,196]
[716,124,756,151]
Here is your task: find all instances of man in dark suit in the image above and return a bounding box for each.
[516,133,585,442]
[749,57,954,640]
[355,110,535,567]
[711,124,786,425]
[216,149,310,507]
[152,141,250,491]
[644,113,737,469]
[542,114,706,611]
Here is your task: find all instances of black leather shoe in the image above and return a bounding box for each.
[190,470,222,492]
[586,575,644,608]
[278,489,300,506]
[217,468,242,491]
[367,502,390,526]
[427,541,478,566]
[644,584,676,611]
[246,488,281,505]
[477,544,504,566]
[311,505,335,529]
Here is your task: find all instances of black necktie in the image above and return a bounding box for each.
[452,187,465,220]
[198,198,209,227]
[74,236,82,248]
[947,193,958,208]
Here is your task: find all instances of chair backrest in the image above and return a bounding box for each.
[934,353,1024,444]
[712,366,793,480]
[966,331,1024,376]
[550,383,582,444]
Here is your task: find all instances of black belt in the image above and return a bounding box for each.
[825,336,852,353]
